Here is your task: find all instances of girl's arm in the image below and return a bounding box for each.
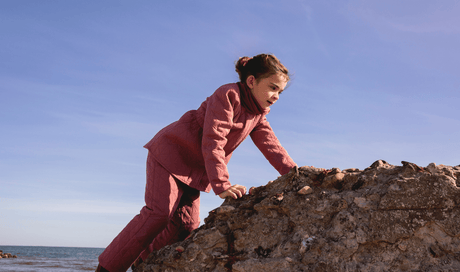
[201,88,241,196]
[250,116,297,175]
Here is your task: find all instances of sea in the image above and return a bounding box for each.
[0,246,107,272]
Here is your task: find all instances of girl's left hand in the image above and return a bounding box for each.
[219,184,247,199]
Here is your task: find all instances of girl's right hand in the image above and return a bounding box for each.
[219,184,247,199]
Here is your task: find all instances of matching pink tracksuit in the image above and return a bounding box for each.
[99,82,296,272]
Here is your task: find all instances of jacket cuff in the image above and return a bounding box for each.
[211,180,232,196]
[279,161,298,176]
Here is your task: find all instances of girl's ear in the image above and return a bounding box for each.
[246,75,255,89]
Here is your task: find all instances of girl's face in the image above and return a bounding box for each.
[246,73,288,109]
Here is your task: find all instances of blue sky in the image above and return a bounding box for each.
[1,0,459,248]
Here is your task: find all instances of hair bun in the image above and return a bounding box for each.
[239,57,252,67]
[235,54,290,84]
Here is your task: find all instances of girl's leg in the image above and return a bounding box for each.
[98,154,184,272]
[139,183,200,261]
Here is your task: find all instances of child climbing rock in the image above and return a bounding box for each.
[96,53,297,272]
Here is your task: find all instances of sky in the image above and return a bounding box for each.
[1,0,459,248]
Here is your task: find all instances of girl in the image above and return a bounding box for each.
[96,53,297,272]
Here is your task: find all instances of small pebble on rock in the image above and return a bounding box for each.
[298,185,313,195]
[175,246,184,253]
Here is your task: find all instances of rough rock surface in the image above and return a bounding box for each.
[135,160,460,272]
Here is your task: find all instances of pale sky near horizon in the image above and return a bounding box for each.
[1,0,459,248]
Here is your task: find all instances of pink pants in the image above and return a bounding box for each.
[99,153,200,272]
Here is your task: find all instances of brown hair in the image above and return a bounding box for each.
[235,53,290,84]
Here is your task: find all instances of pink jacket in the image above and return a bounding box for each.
[144,83,296,195]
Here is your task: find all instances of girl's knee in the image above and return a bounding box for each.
[140,206,171,228]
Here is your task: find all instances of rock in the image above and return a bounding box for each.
[175,246,184,253]
[0,250,18,259]
[215,205,235,214]
[0,250,18,260]
[297,185,313,195]
[322,172,345,188]
[135,161,460,272]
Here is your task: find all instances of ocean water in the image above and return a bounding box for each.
[0,246,104,272]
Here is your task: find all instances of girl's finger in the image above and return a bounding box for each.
[233,185,246,192]
[241,187,246,196]
[236,190,242,198]
[229,188,239,198]
[231,191,238,199]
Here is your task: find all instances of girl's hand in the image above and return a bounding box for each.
[219,184,247,199]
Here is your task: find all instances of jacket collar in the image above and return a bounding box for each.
[237,82,269,115]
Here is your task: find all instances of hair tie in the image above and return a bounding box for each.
[241,57,252,67]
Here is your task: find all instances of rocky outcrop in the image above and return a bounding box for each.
[135,161,460,272]
[0,250,18,259]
